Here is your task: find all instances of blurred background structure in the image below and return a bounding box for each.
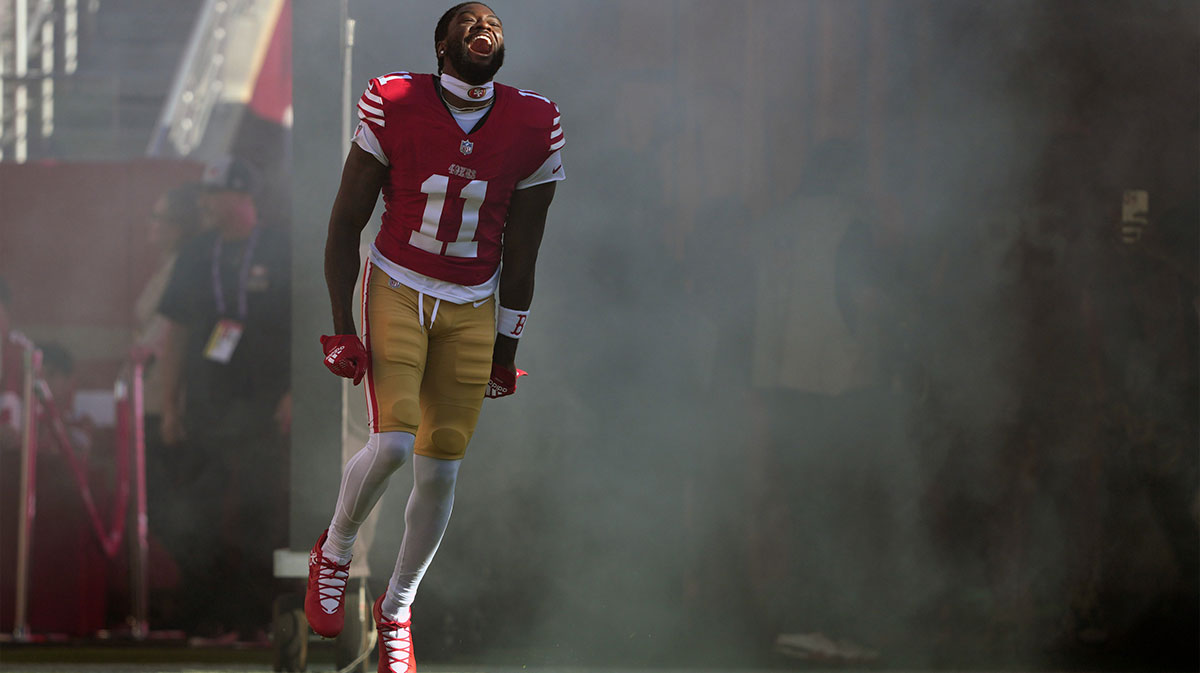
[1,0,1197,671]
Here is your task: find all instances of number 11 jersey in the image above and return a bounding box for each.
[354,71,565,295]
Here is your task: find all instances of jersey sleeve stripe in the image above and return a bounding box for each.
[363,90,383,105]
[516,88,551,104]
[552,115,561,125]
[358,99,384,117]
[549,138,565,151]
[550,127,563,141]
[357,106,385,127]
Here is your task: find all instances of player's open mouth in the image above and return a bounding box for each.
[467,32,494,56]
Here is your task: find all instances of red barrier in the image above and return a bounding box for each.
[39,381,129,559]
[7,339,149,639]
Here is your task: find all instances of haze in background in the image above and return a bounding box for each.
[285,0,1199,667]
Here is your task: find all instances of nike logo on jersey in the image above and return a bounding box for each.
[552,165,562,174]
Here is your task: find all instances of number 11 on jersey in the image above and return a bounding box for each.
[410,174,488,258]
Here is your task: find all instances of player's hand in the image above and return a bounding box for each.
[320,334,369,385]
[485,363,527,399]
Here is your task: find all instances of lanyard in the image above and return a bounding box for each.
[211,227,260,320]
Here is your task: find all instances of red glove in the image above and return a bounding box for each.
[320,334,369,385]
[485,363,527,399]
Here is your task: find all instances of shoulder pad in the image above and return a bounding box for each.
[357,72,424,129]
[500,84,564,152]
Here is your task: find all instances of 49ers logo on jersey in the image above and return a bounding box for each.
[448,163,477,179]
[460,139,474,155]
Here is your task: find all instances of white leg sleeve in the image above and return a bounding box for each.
[382,455,460,616]
[323,431,415,564]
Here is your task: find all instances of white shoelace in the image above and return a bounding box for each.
[379,618,413,671]
[314,558,349,614]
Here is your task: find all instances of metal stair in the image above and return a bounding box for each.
[1,0,202,162]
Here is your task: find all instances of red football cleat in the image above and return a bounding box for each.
[304,529,350,638]
[373,594,415,673]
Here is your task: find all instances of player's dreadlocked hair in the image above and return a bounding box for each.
[435,2,480,74]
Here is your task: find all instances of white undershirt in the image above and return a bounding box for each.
[444,106,490,134]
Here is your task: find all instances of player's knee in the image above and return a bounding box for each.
[413,455,460,497]
[375,431,415,468]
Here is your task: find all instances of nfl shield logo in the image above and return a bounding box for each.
[459,139,474,155]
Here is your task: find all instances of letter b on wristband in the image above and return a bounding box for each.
[497,307,529,339]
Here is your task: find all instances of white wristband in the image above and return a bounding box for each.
[496,306,530,338]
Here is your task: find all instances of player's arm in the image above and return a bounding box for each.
[493,181,556,370]
[320,144,387,384]
[325,144,387,335]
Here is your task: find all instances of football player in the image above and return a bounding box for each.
[305,3,564,672]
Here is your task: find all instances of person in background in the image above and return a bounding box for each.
[36,341,95,455]
[745,139,906,664]
[157,156,291,641]
[135,181,207,426]
[130,181,207,630]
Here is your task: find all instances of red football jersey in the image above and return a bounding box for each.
[357,72,564,286]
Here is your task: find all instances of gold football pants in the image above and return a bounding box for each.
[362,263,494,460]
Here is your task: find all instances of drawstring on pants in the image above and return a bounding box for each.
[417,291,441,331]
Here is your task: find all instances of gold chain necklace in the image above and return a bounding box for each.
[441,92,492,114]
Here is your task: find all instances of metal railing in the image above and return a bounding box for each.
[0,0,78,162]
[146,0,283,158]
[145,0,231,157]
[6,334,150,640]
